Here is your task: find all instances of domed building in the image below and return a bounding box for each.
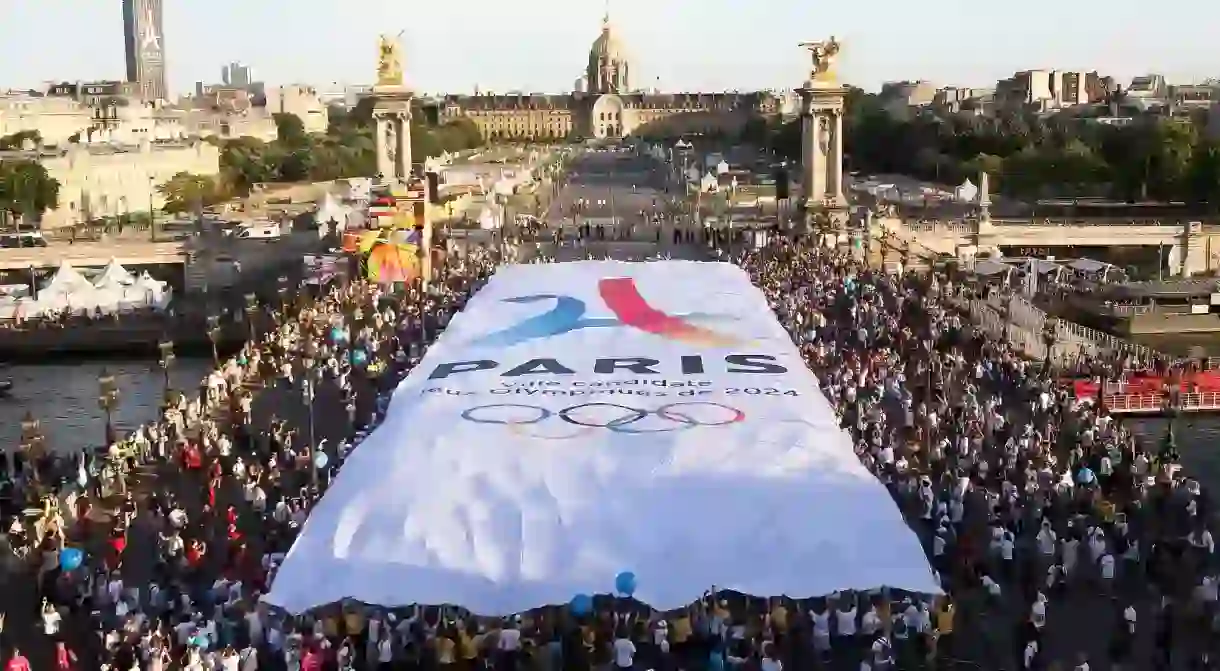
[587,14,631,96]
[433,13,780,141]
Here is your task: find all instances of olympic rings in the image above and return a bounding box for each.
[460,402,745,436]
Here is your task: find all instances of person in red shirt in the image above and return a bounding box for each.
[186,539,206,569]
[183,442,202,470]
[55,642,78,671]
[6,648,31,671]
[106,530,127,571]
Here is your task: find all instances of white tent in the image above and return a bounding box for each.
[315,193,352,229]
[477,205,500,230]
[42,261,91,293]
[93,259,135,288]
[954,178,978,203]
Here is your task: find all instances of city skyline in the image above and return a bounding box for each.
[2,0,1218,96]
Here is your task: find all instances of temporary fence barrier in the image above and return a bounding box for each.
[1103,393,1166,414]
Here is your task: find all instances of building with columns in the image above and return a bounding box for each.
[435,13,780,141]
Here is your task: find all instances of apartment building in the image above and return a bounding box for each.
[995,70,1106,111]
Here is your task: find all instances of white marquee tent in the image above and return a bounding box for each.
[93,259,135,288]
[15,261,172,318]
[954,178,978,203]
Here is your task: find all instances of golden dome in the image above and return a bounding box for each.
[589,14,627,62]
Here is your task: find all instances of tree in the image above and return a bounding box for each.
[0,160,60,225]
[1187,138,1220,209]
[157,172,222,214]
[273,113,308,146]
[0,130,42,151]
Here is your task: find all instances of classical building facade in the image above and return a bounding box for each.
[0,140,222,228]
[436,15,779,141]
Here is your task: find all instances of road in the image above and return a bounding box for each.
[543,150,681,237]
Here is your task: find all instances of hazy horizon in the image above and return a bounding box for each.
[3,0,1216,96]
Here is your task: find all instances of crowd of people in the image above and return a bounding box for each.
[0,224,1217,671]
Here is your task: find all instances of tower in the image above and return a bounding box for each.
[122,0,168,101]
[797,37,848,239]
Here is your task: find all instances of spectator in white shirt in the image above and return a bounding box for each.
[612,630,636,669]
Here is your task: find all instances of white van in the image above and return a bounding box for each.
[234,222,283,240]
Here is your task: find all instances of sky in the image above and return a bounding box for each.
[2,0,1217,96]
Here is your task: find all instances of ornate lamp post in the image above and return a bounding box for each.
[157,338,175,395]
[206,315,222,365]
[18,412,44,478]
[98,368,120,446]
[244,293,259,341]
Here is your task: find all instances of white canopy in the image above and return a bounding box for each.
[477,206,500,230]
[263,261,939,614]
[93,259,134,288]
[954,178,978,203]
[315,193,352,227]
[42,261,91,293]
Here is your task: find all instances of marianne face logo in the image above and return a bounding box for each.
[474,277,740,348]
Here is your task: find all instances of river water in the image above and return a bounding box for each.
[0,359,211,452]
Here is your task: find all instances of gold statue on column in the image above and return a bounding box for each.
[377,34,404,87]
[799,36,841,85]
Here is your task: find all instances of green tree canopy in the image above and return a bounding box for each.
[217,103,484,195]
[157,172,223,214]
[273,113,308,146]
[0,130,43,151]
[0,160,60,223]
[766,93,1220,204]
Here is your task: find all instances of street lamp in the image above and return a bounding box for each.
[206,315,222,365]
[244,293,258,341]
[148,175,157,242]
[495,193,508,262]
[18,412,44,479]
[97,368,120,447]
[301,354,318,486]
[157,338,175,395]
[277,279,289,319]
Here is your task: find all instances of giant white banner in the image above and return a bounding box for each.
[265,260,940,614]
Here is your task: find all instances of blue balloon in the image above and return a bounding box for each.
[569,593,593,615]
[330,327,346,342]
[615,571,637,596]
[351,349,369,365]
[59,547,83,571]
[314,451,329,469]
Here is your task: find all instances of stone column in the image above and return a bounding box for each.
[374,115,392,182]
[832,111,845,203]
[395,112,412,181]
[800,112,816,203]
[809,113,828,206]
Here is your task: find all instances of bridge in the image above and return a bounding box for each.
[880,217,1217,275]
[0,241,188,271]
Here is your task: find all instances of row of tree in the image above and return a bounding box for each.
[158,99,485,213]
[766,90,1220,207]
